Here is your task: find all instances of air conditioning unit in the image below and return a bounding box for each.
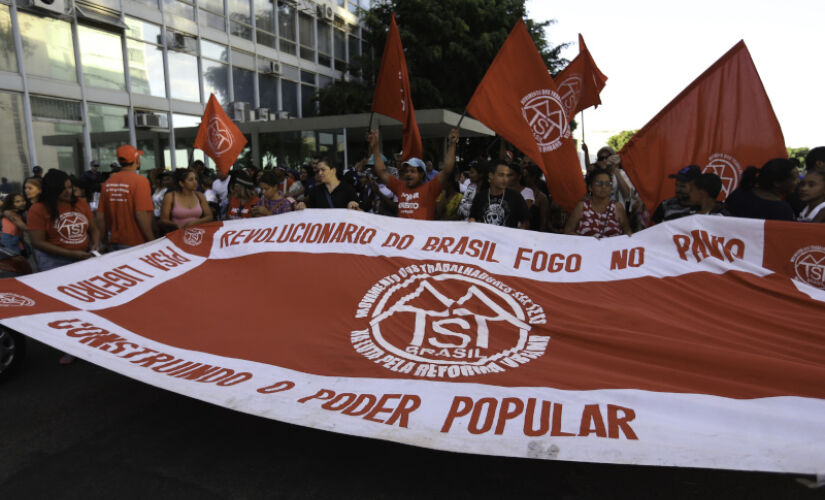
[254,107,270,121]
[260,61,281,75]
[317,3,333,21]
[161,31,196,52]
[231,101,250,122]
[27,0,68,15]
[133,112,168,129]
[274,110,290,120]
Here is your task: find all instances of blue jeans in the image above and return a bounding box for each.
[0,233,22,256]
[34,249,75,272]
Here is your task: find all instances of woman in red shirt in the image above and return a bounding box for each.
[28,169,101,271]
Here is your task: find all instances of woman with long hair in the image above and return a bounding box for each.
[564,168,632,238]
[24,177,42,207]
[159,168,212,231]
[725,158,798,220]
[1,193,28,255]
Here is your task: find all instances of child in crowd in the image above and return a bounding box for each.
[226,170,259,219]
[252,171,296,216]
[1,193,28,255]
[689,173,731,216]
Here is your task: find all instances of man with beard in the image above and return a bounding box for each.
[652,165,700,223]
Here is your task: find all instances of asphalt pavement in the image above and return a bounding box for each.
[1,339,822,500]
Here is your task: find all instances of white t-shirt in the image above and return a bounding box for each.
[799,200,825,222]
[521,187,535,203]
[212,177,230,205]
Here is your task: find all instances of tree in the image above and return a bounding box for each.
[317,0,568,115]
[607,130,638,152]
[787,146,809,168]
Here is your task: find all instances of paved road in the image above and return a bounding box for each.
[1,339,821,500]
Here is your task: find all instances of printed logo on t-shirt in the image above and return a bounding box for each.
[483,194,509,226]
[54,211,89,245]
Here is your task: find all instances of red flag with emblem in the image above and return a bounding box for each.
[371,14,422,161]
[620,41,786,212]
[466,20,584,212]
[194,94,248,175]
[553,34,607,118]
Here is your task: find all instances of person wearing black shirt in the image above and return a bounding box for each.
[469,161,529,229]
[296,159,359,210]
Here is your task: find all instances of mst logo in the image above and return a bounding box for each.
[207,116,234,155]
[352,263,548,379]
[703,153,743,199]
[0,293,35,307]
[556,75,583,118]
[520,89,570,152]
[790,245,825,289]
[183,228,205,246]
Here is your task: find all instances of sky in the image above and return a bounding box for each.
[525,0,823,150]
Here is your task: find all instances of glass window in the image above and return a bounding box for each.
[233,67,255,105]
[87,103,129,170]
[260,131,299,169]
[164,0,195,21]
[167,51,200,101]
[301,130,316,162]
[254,0,274,33]
[318,75,332,89]
[347,0,357,13]
[136,138,159,172]
[348,34,359,62]
[126,17,162,44]
[173,113,201,128]
[259,73,278,110]
[201,0,224,13]
[31,96,84,176]
[202,59,229,104]
[131,0,159,8]
[278,2,296,41]
[298,13,315,61]
[281,64,299,81]
[301,71,315,85]
[127,39,166,98]
[201,39,228,62]
[0,5,17,73]
[301,84,315,117]
[18,12,76,82]
[78,26,125,91]
[231,49,255,69]
[200,10,226,31]
[281,79,298,117]
[0,91,30,183]
[334,28,346,70]
[229,0,252,40]
[317,21,331,55]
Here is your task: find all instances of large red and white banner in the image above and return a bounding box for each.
[1,212,824,475]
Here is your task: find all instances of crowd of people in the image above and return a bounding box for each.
[2,134,824,275]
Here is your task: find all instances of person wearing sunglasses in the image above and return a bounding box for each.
[564,168,632,237]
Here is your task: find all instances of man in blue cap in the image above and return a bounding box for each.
[652,164,701,223]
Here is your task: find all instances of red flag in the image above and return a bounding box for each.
[553,34,608,118]
[194,94,248,175]
[620,41,786,211]
[371,14,422,160]
[467,20,585,212]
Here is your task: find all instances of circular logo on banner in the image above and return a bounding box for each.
[207,116,234,155]
[183,228,205,246]
[520,89,570,153]
[556,75,583,118]
[353,263,549,380]
[703,153,743,199]
[54,211,89,245]
[0,293,35,307]
[790,245,825,289]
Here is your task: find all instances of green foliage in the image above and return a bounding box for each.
[607,130,638,152]
[318,0,567,115]
[787,146,809,168]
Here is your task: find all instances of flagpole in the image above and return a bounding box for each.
[368,111,375,131]
[455,109,467,130]
[580,111,585,145]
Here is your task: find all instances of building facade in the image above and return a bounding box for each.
[0,0,370,182]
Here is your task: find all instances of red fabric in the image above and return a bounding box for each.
[386,176,443,220]
[27,200,93,250]
[553,34,607,117]
[99,171,153,246]
[371,14,422,161]
[620,41,787,212]
[227,196,259,219]
[194,94,248,175]
[466,20,585,213]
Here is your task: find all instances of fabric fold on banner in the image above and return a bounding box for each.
[466,20,585,212]
[194,94,248,175]
[553,34,608,118]
[371,14,422,161]
[620,41,786,212]
[1,212,824,476]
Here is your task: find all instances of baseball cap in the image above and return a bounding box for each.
[90,160,100,167]
[668,164,701,182]
[401,157,426,172]
[230,169,254,188]
[117,144,145,164]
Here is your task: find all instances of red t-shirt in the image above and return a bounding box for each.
[99,170,153,246]
[227,196,259,219]
[386,176,443,220]
[27,199,94,250]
